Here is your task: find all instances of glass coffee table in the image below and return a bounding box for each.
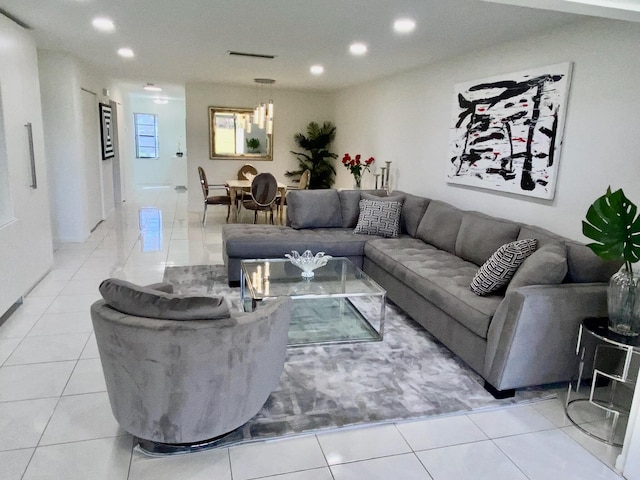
[240,257,386,346]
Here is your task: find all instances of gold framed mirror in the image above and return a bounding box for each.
[208,106,273,160]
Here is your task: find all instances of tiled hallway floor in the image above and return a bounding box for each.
[0,186,625,479]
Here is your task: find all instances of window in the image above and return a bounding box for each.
[134,113,159,158]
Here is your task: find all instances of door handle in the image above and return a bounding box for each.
[25,123,37,189]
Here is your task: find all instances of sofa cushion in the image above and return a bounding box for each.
[286,190,342,229]
[223,224,374,258]
[455,212,521,266]
[519,224,621,283]
[354,199,402,238]
[470,239,538,296]
[338,190,391,228]
[394,191,430,237]
[364,238,502,338]
[415,200,463,254]
[338,190,363,228]
[99,278,230,320]
[507,242,568,292]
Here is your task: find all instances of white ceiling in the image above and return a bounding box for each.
[0,0,634,93]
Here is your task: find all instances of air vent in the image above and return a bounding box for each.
[0,8,31,29]
[227,51,276,60]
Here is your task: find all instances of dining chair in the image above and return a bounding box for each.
[240,172,279,224]
[198,166,232,225]
[277,169,310,216]
[237,163,258,180]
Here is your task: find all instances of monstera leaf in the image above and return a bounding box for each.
[582,187,640,271]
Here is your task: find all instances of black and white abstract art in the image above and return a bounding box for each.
[99,102,115,160]
[447,62,573,200]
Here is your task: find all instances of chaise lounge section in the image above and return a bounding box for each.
[222,189,619,396]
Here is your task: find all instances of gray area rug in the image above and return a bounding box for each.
[164,265,556,447]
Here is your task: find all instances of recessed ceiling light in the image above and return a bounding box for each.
[143,83,162,92]
[349,42,367,56]
[310,65,324,75]
[92,17,115,32]
[393,18,416,34]
[117,47,134,58]
[153,98,169,105]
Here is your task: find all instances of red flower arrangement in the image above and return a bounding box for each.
[342,154,374,188]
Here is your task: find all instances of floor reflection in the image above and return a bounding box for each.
[138,207,162,252]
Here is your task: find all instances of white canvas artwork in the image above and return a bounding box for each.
[446,62,573,199]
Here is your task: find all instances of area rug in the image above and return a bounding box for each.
[163,265,557,447]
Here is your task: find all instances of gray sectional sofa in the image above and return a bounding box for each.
[222,189,619,396]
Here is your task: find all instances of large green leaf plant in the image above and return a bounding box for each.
[286,121,338,189]
[582,187,640,275]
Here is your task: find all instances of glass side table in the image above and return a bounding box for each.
[565,317,640,446]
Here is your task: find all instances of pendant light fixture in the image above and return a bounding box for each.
[253,78,275,134]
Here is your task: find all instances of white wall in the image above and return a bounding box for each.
[39,50,118,243]
[125,94,186,187]
[334,17,640,241]
[0,15,53,314]
[185,83,334,212]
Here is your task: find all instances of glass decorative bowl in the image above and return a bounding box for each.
[284,250,332,278]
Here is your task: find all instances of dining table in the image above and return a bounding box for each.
[225,178,287,224]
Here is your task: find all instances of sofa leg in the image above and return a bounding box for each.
[484,381,515,399]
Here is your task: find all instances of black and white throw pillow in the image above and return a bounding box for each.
[470,239,538,296]
[353,199,402,238]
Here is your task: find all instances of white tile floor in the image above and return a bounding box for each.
[0,186,626,479]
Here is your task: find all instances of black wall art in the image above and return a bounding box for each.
[99,102,115,160]
[447,62,573,200]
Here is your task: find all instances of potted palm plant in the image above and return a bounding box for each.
[286,121,338,189]
[582,187,640,335]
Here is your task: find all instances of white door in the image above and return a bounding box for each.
[0,16,53,315]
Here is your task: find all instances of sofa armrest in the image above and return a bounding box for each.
[484,283,608,391]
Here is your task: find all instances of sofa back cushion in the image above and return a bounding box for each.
[518,225,621,283]
[506,242,568,292]
[455,212,521,266]
[338,190,389,228]
[338,190,362,228]
[415,200,463,254]
[393,191,430,237]
[99,278,230,320]
[286,190,343,229]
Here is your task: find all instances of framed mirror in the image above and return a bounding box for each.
[209,106,273,160]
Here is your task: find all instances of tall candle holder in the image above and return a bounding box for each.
[380,167,386,189]
[385,161,392,191]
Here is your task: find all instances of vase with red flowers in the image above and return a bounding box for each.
[342,154,374,189]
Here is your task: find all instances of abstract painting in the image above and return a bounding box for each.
[99,102,115,160]
[447,62,573,199]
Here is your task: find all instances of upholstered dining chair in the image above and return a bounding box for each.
[237,163,258,180]
[198,166,232,225]
[240,172,279,224]
[91,278,292,455]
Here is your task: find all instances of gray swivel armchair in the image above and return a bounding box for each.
[90,278,291,454]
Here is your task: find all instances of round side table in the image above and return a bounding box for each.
[565,317,640,446]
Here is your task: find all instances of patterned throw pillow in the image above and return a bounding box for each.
[470,239,538,296]
[353,199,403,238]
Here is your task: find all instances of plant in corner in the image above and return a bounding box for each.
[582,187,640,336]
[286,121,338,189]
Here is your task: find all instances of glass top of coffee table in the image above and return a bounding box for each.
[241,257,385,299]
[240,257,386,346]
